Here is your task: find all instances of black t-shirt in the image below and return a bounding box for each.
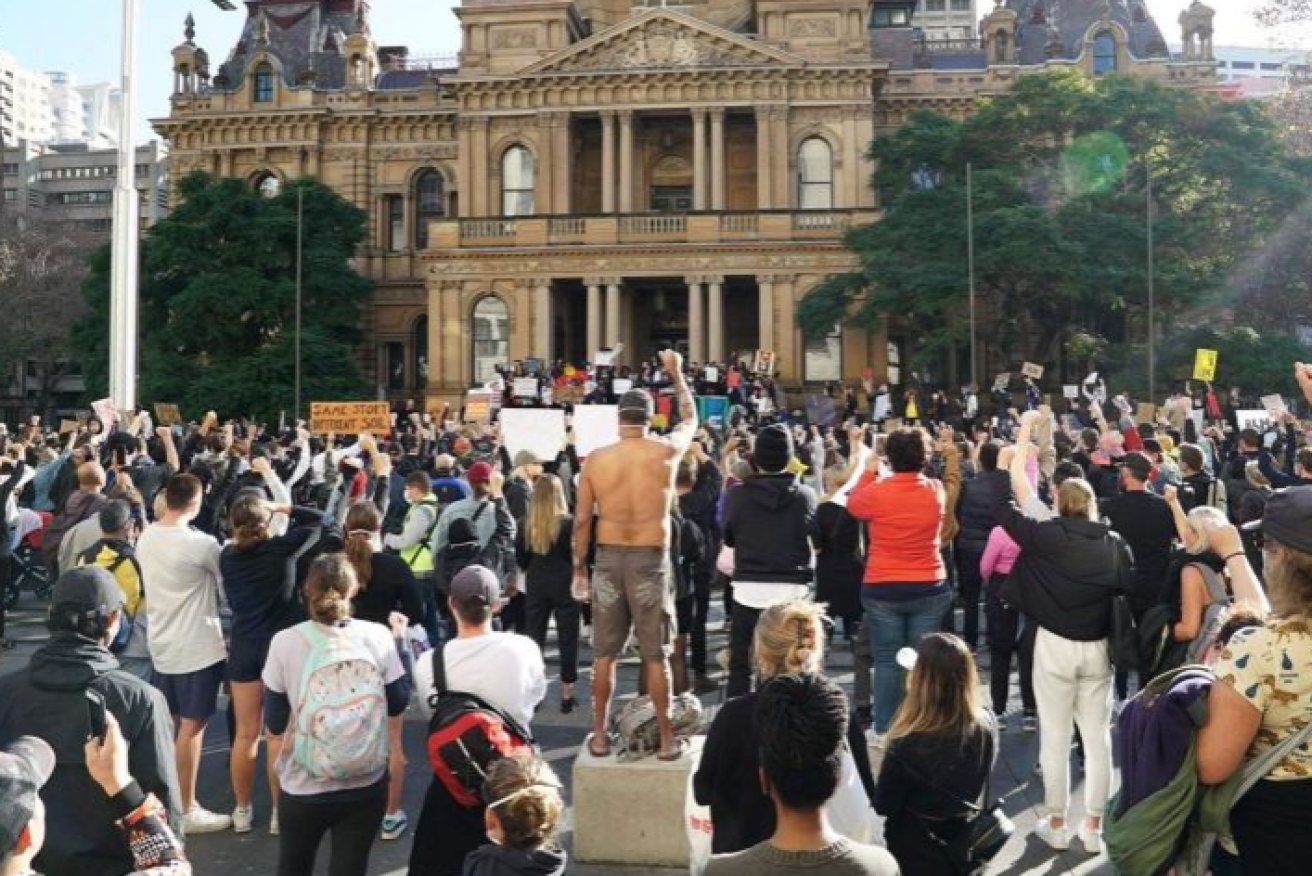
[351,551,425,628]
[1100,490,1177,616]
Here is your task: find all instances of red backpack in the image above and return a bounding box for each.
[424,644,533,808]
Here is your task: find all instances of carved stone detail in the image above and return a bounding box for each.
[491,28,539,50]
[788,18,838,38]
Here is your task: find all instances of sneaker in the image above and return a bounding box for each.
[269,808,279,837]
[1078,822,1103,855]
[1022,713,1038,733]
[865,729,886,750]
[1034,816,1070,851]
[995,714,1008,731]
[380,810,408,841]
[231,805,254,834]
[182,805,233,835]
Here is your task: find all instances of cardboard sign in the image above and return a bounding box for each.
[992,373,1011,392]
[1063,385,1079,399]
[1193,348,1218,383]
[1021,362,1045,380]
[500,409,566,463]
[1261,394,1287,418]
[612,378,633,396]
[90,398,119,431]
[153,403,182,426]
[805,394,840,427]
[464,391,494,424]
[513,377,539,399]
[1135,402,1157,424]
[309,401,391,435]
[573,405,619,457]
[58,418,81,435]
[752,350,777,375]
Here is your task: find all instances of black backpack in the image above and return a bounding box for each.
[436,502,495,593]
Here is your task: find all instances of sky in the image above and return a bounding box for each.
[0,0,1293,143]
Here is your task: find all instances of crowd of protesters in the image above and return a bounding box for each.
[1,350,1311,875]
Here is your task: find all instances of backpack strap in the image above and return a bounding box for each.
[430,643,448,697]
[470,500,490,525]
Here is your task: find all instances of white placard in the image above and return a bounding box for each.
[704,366,719,383]
[594,349,615,367]
[1261,394,1287,418]
[1063,385,1079,399]
[500,409,567,463]
[992,373,1010,391]
[513,377,539,398]
[1022,362,1045,380]
[1235,409,1274,432]
[90,398,119,431]
[612,378,633,396]
[573,405,619,457]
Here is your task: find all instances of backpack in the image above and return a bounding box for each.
[436,502,495,592]
[78,540,143,654]
[1139,561,1230,680]
[613,692,705,760]
[425,643,533,807]
[289,622,390,782]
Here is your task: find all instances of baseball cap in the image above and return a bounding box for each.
[618,389,655,420]
[1242,486,1312,554]
[466,461,493,484]
[52,567,124,616]
[513,450,541,468]
[0,736,55,853]
[450,565,500,608]
[434,453,455,473]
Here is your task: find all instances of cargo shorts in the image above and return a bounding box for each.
[591,545,675,661]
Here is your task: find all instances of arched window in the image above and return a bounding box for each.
[501,146,535,216]
[994,30,1010,65]
[413,170,445,250]
[254,172,281,198]
[1093,32,1117,75]
[797,137,834,210]
[471,297,509,385]
[253,63,274,102]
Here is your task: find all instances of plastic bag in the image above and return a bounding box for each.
[685,748,713,876]
[827,743,876,844]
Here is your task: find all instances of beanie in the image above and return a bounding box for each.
[753,424,794,474]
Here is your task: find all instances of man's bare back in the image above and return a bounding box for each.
[584,436,680,548]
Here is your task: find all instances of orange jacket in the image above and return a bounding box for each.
[847,469,947,584]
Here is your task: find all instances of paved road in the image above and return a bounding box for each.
[1,589,1116,875]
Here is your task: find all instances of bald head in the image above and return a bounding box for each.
[78,462,107,492]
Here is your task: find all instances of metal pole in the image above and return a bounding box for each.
[966,162,978,389]
[294,186,303,420]
[1146,164,1155,404]
[109,0,140,411]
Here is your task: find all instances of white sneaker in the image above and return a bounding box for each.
[1034,815,1070,851]
[182,805,233,835]
[865,729,887,750]
[270,808,280,837]
[1078,822,1103,855]
[231,805,254,834]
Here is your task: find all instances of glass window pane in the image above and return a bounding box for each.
[472,297,510,385]
[1093,33,1116,75]
[501,146,535,216]
[797,138,833,210]
[805,324,842,382]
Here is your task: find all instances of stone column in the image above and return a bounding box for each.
[710,108,726,211]
[688,277,706,363]
[555,113,572,213]
[534,280,552,359]
[757,275,775,353]
[692,108,708,211]
[605,280,622,348]
[601,111,617,214]
[586,281,602,358]
[618,110,635,214]
[708,276,725,362]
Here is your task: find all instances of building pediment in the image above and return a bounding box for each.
[522,9,806,76]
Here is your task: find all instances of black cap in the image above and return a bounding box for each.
[0,736,55,852]
[1242,486,1312,554]
[52,566,125,615]
[450,565,500,616]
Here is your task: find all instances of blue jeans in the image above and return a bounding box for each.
[864,588,953,733]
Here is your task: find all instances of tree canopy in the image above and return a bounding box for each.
[74,171,371,422]
[799,70,1312,393]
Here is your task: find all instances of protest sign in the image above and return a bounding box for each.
[992,373,1010,392]
[1235,409,1273,432]
[90,398,119,431]
[464,391,493,423]
[703,366,719,383]
[697,396,729,425]
[573,405,619,457]
[1261,394,1287,419]
[522,358,544,375]
[58,418,81,435]
[1021,362,1045,380]
[513,378,539,399]
[1135,402,1157,424]
[612,378,633,396]
[1193,349,1218,382]
[310,401,391,435]
[752,350,777,375]
[805,394,840,427]
[153,403,182,426]
[501,409,566,462]
[1063,385,1079,399]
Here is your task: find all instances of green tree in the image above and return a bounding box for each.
[74,172,371,421]
[800,70,1310,389]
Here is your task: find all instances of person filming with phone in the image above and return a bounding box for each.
[0,567,181,876]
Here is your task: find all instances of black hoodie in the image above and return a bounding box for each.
[723,473,822,585]
[463,844,568,876]
[0,633,181,876]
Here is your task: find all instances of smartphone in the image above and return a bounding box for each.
[86,688,107,742]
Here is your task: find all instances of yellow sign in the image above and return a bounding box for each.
[1193,348,1218,382]
[464,391,493,424]
[309,401,391,435]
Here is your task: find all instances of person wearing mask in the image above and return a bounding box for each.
[463,753,567,876]
[76,500,151,680]
[135,473,231,834]
[219,489,326,835]
[0,568,182,876]
[514,474,580,713]
[873,633,997,874]
[0,725,190,876]
[385,471,443,646]
[847,427,957,746]
[410,566,547,876]
[694,600,877,856]
[262,554,409,876]
[703,673,900,876]
[953,440,1009,651]
[430,462,517,591]
[721,423,822,698]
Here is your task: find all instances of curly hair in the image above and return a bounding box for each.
[755,674,849,810]
[483,753,564,851]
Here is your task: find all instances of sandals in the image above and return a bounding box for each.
[656,737,690,762]
[586,733,613,758]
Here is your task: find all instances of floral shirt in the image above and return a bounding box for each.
[1214,618,1312,780]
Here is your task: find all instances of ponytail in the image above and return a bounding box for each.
[305,554,356,624]
[343,502,381,591]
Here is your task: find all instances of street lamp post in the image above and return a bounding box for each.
[1146,163,1155,404]
[295,186,303,420]
[108,0,140,411]
[966,162,978,390]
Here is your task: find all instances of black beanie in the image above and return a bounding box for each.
[753,424,794,474]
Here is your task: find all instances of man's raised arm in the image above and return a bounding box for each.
[662,348,698,455]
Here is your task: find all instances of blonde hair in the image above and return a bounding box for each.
[753,600,827,680]
[527,474,568,556]
[1184,505,1229,556]
[889,633,983,741]
[1057,478,1097,521]
[305,554,357,624]
[484,752,564,851]
[1245,460,1271,490]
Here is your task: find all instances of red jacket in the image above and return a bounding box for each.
[846,470,946,584]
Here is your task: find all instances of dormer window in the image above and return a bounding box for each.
[1093,32,1117,75]
[254,63,274,102]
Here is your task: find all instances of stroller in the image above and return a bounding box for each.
[3,510,53,611]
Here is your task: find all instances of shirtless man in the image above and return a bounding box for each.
[574,349,697,760]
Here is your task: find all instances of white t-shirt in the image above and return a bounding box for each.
[413,632,546,731]
[263,619,406,797]
[136,522,226,674]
